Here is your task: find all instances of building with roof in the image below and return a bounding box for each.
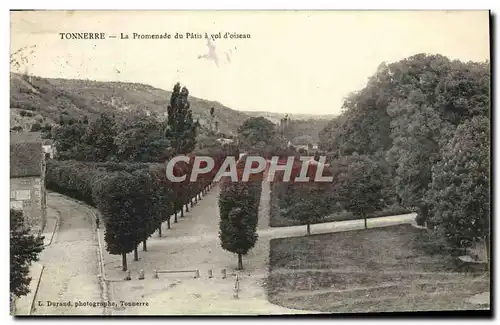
[42,139,56,159]
[10,132,46,234]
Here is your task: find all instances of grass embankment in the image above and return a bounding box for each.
[267,224,489,313]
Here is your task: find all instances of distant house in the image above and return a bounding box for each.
[10,132,46,234]
[216,138,234,145]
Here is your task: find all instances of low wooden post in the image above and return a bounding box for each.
[233,274,240,299]
[221,269,227,279]
[153,270,159,279]
[208,269,213,278]
[124,270,131,281]
[138,269,144,280]
[194,270,199,279]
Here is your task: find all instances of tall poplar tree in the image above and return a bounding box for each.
[165,83,198,155]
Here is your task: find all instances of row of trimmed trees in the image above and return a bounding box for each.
[51,82,201,164]
[46,81,243,271]
[46,148,237,271]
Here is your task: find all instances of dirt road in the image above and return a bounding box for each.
[31,193,102,316]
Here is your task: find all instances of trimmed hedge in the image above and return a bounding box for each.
[218,156,263,269]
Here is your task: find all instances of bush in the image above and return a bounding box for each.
[19,110,33,117]
[426,116,490,253]
[47,160,176,271]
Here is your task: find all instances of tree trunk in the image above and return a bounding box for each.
[134,247,139,261]
[485,234,490,269]
[167,217,171,229]
[364,215,367,229]
[185,203,189,212]
[237,253,243,270]
[122,253,127,271]
[306,223,311,235]
[174,212,178,223]
[143,240,147,252]
[181,207,184,218]
[158,225,162,237]
[191,200,194,208]
[195,196,198,203]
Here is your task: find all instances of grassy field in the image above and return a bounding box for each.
[269,202,411,227]
[267,224,490,313]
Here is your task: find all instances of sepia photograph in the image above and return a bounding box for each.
[8,10,491,316]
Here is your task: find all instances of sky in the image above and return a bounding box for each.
[10,10,490,115]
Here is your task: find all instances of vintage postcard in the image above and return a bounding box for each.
[9,10,491,316]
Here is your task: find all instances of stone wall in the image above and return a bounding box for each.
[10,176,45,235]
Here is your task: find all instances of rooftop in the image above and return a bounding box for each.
[10,132,43,178]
